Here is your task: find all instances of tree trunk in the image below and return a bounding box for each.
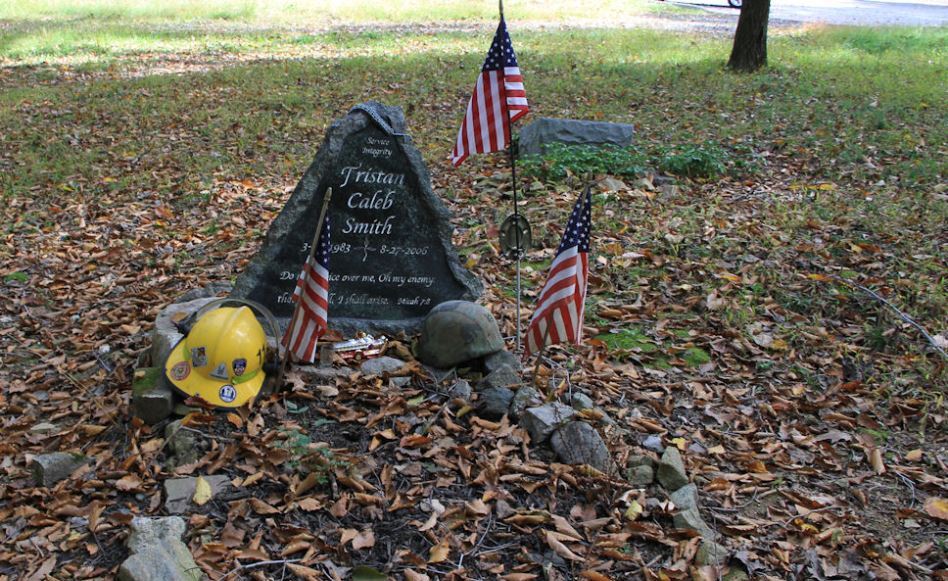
[728,0,771,72]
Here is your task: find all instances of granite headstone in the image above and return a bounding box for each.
[518,117,635,157]
[232,102,481,335]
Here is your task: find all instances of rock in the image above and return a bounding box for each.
[477,387,515,421]
[627,454,656,469]
[359,356,405,376]
[673,507,715,540]
[448,379,472,401]
[521,403,576,443]
[653,174,676,187]
[231,102,481,336]
[551,422,612,473]
[165,421,199,468]
[569,392,595,411]
[475,366,521,391]
[30,452,89,487]
[670,483,698,511]
[519,117,635,157]
[643,435,664,453]
[723,568,749,581]
[598,177,627,192]
[697,540,728,566]
[151,297,219,368]
[118,516,203,581]
[482,349,521,374]
[132,367,175,425]
[416,301,504,368]
[660,184,680,198]
[657,447,689,491]
[627,464,654,486]
[296,365,349,383]
[164,475,231,514]
[508,387,543,420]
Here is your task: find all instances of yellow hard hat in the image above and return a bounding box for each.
[164,306,267,408]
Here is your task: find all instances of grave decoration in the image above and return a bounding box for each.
[232,101,481,335]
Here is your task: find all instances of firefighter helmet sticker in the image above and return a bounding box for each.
[232,358,247,376]
[219,385,237,404]
[191,346,207,367]
[169,361,190,382]
[210,362,229,380]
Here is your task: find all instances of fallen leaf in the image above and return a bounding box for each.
[924,497,948,521]
[545,530,585,562]
[353,530,376,550]
[428,539,450,563]
[192,476,213,506]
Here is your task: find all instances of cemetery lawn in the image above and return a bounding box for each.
[1,4,946,580]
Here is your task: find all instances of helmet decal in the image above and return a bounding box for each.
[170,361,191,381]
[190,346,207,367]
[232,358,247,376]
[219,385,237,403]
[210,362,229,380]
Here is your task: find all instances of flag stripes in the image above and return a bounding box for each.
[451,19,528,166]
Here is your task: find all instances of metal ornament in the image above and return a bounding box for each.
[499,214,532,259]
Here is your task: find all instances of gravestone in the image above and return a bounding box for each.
[518,117,635,157]
[231,102,481,335]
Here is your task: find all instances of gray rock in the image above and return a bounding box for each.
[150,297,218,368]
[132,367,175,425]
[295,365,349,383]
[483,349,521,374]
[164,475,231,514]
[696,540,728,566]
[448,379,472,401]
[416,301,504,368]
[475,366,521,391]
[119,516,203,581]
[626,464,654,486]
[627,454,656,469]
[30,452,89,487]
[519,117,635,157]
[670,483,698,511]
[508,387,543,420]
[643,435,664,453]
[359,356,405,376]
[723,568,749,581]
[598,177,627,192]
[657,447,689,491]
[477,387,515,421]
[551,422,612,473]
[165,421,200,468]
[569,392,595,411]
[231,102,481,336]
[521,403,576,443]
[673,507,715,539]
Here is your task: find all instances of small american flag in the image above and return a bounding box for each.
[451,17,528,166]
[283,217,331,363]
[523,187,591,359]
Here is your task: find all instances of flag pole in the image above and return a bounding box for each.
[500,0,524,355]
[276,187,333,391]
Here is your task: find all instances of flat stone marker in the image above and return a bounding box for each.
[519,117,634,157]
[232,102,480,335]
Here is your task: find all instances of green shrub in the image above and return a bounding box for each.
[520,143,648,181]
[657,142,728,178]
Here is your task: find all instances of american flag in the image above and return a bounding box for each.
[451,17,528,166]
[523,187,591,359]
[283,217,331,363]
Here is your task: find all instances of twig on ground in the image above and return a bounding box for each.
[832,275,948,360]
[222,559,302,579]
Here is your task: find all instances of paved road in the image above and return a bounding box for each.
[669,0,948,26]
